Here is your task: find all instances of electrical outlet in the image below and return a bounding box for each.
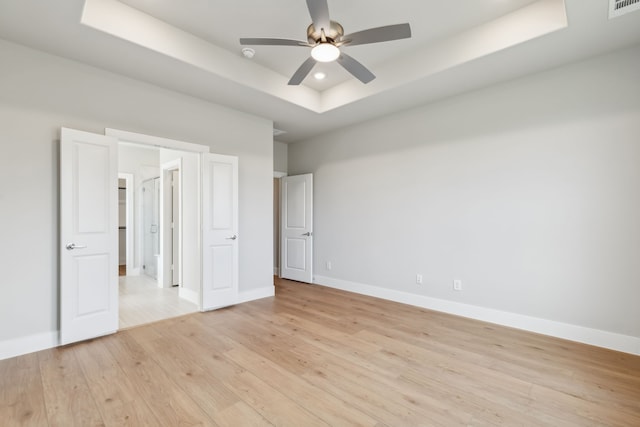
[326,261,332,270]
[453,279,462,291]
[416,274,423,285]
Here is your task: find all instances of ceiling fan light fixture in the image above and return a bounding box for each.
[239,0,412,85]
[311,43,340,62]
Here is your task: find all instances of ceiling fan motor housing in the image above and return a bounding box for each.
[307,20,344,44]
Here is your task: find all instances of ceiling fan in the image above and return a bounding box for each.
[239,0,412,85]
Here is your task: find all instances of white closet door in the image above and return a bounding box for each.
[201,153,239,310]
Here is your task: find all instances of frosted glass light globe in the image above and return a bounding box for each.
[311,43,340,62]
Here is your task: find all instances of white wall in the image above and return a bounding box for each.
[288,44,640,353]
[0,39,273,355]
[274,140,288,173]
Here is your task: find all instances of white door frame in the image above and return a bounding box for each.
[273,171,287,276]
[160,158,182,289]
[106,128,209,310]
[118,173,135,276]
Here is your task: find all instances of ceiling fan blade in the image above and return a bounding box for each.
[288,57,317,85]
[342,23,412,46]
[337,53,375,84]
[240,38,309,47]
[306,0,331,32]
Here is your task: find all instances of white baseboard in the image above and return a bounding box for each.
[5,281,636,361]
[239,286,275,304]
[179,287,200,305]
[0,331,59,361]
[313,275,640,356]
[125,267,141,276]
[0,286,276,361]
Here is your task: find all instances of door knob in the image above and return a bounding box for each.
[66,243,87,250]
[302,232,312,236]
[226,235,237,240]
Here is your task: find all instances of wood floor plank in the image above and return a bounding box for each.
[529,383,640,426]
[0,354,49,427]
[102,331,218,426]
[222,369,330,427]
[38,347,105,427]
[73,339,161,427]
[212,401,273,427]
[125,323,247,422]
[3,277,640,426]
[224,344,380,427]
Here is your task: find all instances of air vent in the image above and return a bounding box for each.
[273,128,287,137]
[609,0,640,18]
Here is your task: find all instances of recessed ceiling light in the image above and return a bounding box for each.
[314,72,327,80]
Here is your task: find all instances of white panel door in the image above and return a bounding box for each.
[280,174,313,283]
[60,128,118,345]
[202,153,238,310]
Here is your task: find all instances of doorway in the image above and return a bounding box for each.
[160,159,182,289]
[141,177,160,280]
[118,177,128,276]
[60,127,239,343]
[117,144,196,329]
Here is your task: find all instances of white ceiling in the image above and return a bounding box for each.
[0,0,639,143]
[117,0,539,90]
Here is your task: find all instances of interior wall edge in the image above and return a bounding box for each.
[313,275,640,356]
[238,286,275,304]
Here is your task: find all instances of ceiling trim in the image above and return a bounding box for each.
[81,0,567,114]
[81,0,320,111]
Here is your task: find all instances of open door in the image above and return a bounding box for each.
[280,173,313,283]
[60,128,118,345]
[202,153,239,310]
[160,158,181,288]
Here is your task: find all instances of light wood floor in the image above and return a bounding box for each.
[119,274,198,329]
[2,278,639,426]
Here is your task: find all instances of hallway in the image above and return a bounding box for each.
[119,275,198,329]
